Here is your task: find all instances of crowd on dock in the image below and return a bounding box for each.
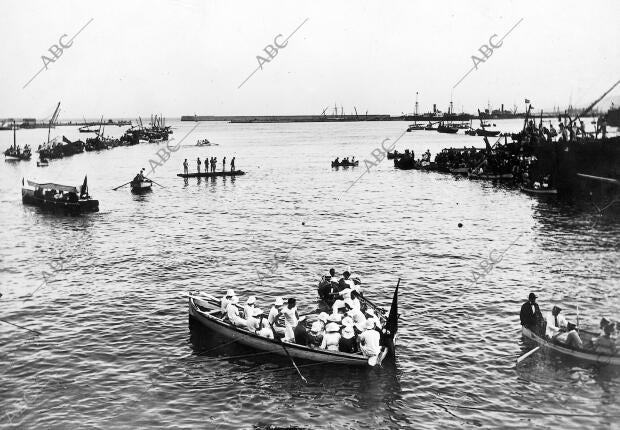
[217,269,389,363]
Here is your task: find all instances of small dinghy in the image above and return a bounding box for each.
[130,178,153,193]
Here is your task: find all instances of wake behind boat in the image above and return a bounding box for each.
[22,176,99,214]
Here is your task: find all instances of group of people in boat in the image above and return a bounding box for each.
[218,269,389,363]
[183,156,236,174]
[520,292,618,355]
[332,156,356,165]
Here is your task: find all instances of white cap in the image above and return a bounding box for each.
[274,297,284,306]
[226,289,235,297]
[246,296,256,305]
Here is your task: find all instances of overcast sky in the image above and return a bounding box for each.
[1,0,619,119]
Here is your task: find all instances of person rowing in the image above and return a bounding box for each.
[246,307,263,332]
[226,296,247,328]
[243,296,257,320]
[220,289,235,316]
[545,305,567,339]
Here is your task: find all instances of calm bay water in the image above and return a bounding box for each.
[1,120,619,429]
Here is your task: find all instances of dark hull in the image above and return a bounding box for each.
[177,170,245,178]
[476,129,501,137]
[331,161,359,167]
[22,193,99,214]
[437,126,458,134]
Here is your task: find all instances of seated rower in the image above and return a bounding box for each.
[332,289,359,314]
[339,324,358,353]
[220,289,235,316]
[337,271,355,292]
[320,322,341,351]
[268,297,286,337]
[226,296,247,327]
[564,323,583,350]
[359,319,382,365]
[246,307,263,332]
[545,305,567,338]
[307,321,324,348]
[243,296,257,320]
[257,315,274,339]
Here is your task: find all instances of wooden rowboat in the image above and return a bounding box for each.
[331,160,359,167]
[520,186,558,195]
[177,170,245,178]
[521,326,620,366]
[130,179,152,193]
[188,283,399,367]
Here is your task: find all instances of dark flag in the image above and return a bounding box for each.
[63,136,72,145]
[485,136,492,153]
[80,175,88,197]
[385,278,400,335]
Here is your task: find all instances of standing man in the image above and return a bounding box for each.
[197,157,201,174]
[183,159,188,175]
[230,157,236,172]
[520,292,543,334]
[222,156,227,172]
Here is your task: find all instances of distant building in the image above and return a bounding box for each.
[20,118,37,128]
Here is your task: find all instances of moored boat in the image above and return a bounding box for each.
[520,186,558,195]
[521,326,620,366]
[21,176,99,214]
[475,128,501,137]
[437,124,458,134]
[37,157,49,167]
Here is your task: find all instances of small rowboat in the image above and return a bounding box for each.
[521,327,620,366]
[475,128,501,137]
[331,160,359,167]
[449,167,468,174]
[37,158,49,167]
[189,282,399,367]
[437,125,458,134]
[130,179,152,193]
[520,186,558,195]
[177,170,245,178]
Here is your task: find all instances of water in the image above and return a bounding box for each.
[1,120,619,429]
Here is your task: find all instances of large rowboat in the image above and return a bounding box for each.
[177,170,245,178]
[520,186,558,195]
[188,283,399,367]
[521,326,620,366]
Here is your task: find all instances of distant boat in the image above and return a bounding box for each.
[4,122,31,161]
[79,125,99,133]
[22,176,99,214]
[406,123,424,132]
[437,124,458,134]
[331,160,359,167]
[476,128,501,137]
[520,186,557,195]
[196,139,218,146]
[465,129,477,136]
[37,157,49,167]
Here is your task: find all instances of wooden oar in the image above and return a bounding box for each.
[112,181,131,190]
[275,330,308,384]
[516,346,540,364]
[148,178,166,188]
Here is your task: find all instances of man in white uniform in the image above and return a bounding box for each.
[220,289,235,316]
[545,305,567,338]
[359,319,381,365]
[282,298,299,342]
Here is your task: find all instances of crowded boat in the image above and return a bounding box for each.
[188,269,398,366]
[331,157,358,167]
[520,292,619,365]
[21,176,99,214]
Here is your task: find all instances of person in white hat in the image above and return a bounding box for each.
[359,319,381,361]
[317,312,329,332]
[268,297,286,337]
[226,295,247,328]
[244,296,257,321]
[346,305,367,333]
[307,321,324,348]
[320,322,342,351]
[246,307,263,332]
[257,314,274,339]
[220,289,236,316]
[339,325,358,353]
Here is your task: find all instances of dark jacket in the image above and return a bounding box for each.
[520,301,541,329]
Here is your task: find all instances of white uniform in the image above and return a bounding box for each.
[227,304,247,327]
[268,306,285,335]
[348,308,367,331]
[545,312,567,338]
[359,329,381,357]
[282,306,298,341]
[246,315,260,332]
[243,304,255,320]
[320,332,341,351]
[220,296,231,315]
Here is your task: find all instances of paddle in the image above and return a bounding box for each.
[516,346,540,364]
[148,178,166,188]
[112,181,131,190]
[275,327,308,384]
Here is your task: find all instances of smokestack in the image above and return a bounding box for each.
[501,103,504,113]
[433,104,436,113]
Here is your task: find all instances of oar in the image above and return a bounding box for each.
[112,181,131,190]
[278,335,308,384]
[148,178,166,188]
[516,346,540,364]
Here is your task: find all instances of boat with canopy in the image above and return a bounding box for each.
[22,176,99,214]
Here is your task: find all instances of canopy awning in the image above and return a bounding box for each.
[26,180,78,193]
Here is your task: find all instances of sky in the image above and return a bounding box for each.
[1,0,619,119]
